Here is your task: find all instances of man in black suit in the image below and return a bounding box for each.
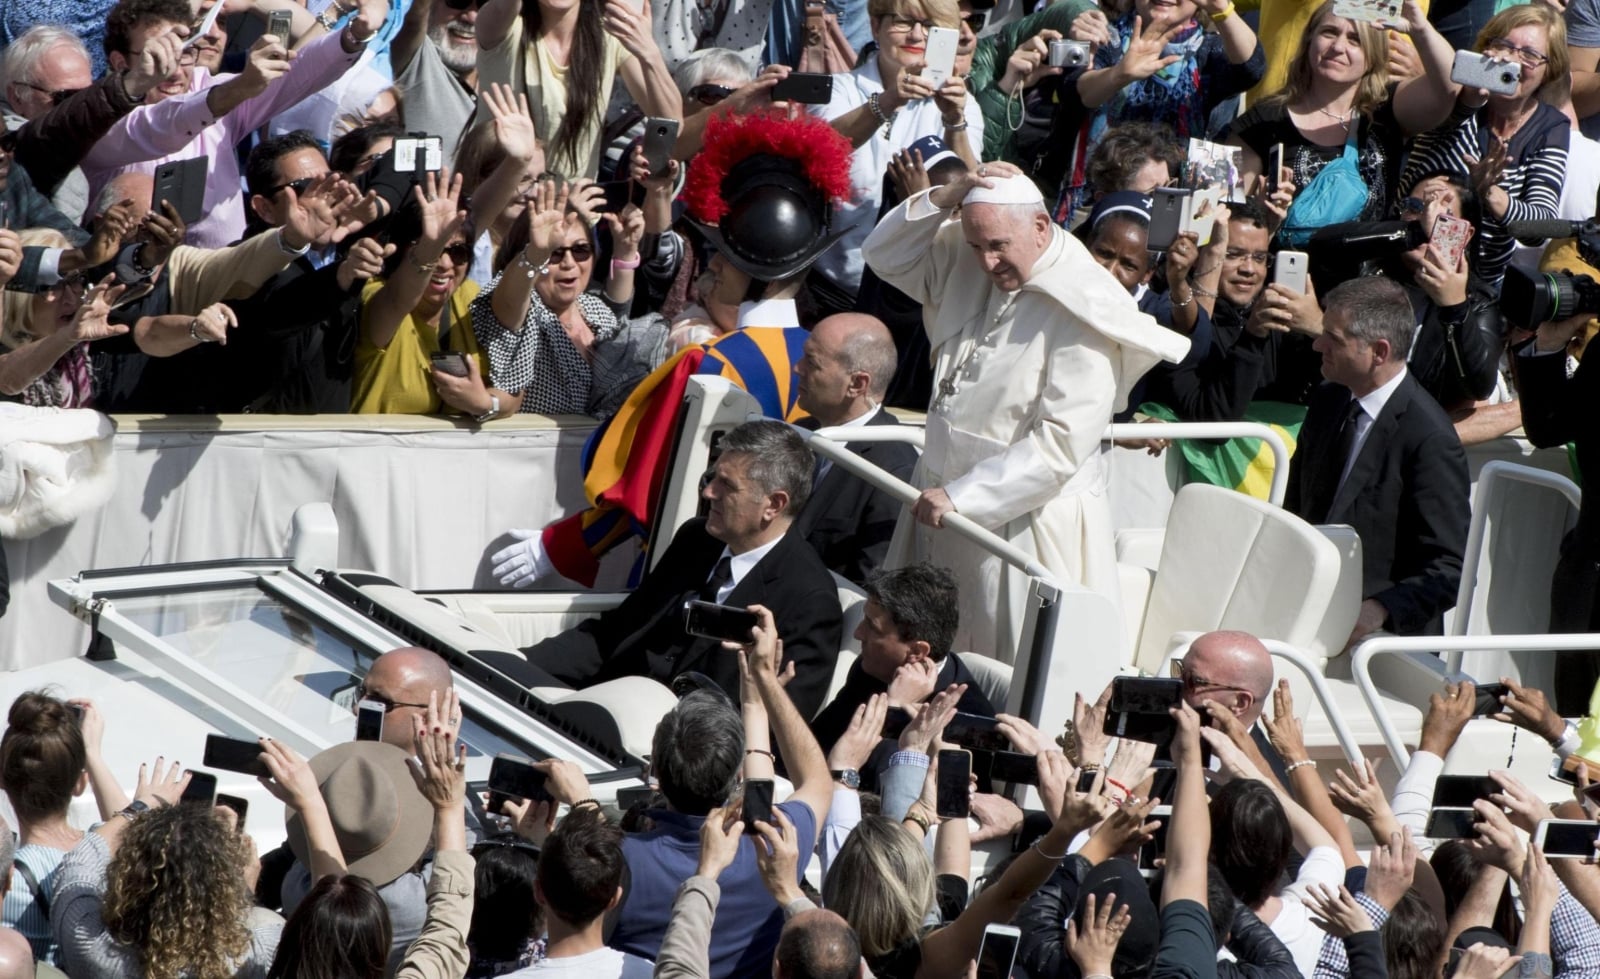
[517,420,844,719]
[792,313,919,585]
[1287,276,1470,647]
[810,564,996,782]
[1173,630,1289,785]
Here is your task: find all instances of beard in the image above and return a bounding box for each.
[428,22,478,74]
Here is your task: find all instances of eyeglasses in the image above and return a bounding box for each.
[471,834,541,859]
[1224,248,1271,266]
[42,273,91,299]
[269,176,321,197]
[687,83,735,106]
[1486,38,1548,68]
[885,15,936,33]
[356,685,430,713]
[1168,659,1252,695]
[17,81,79,107]
[549,243,594,263]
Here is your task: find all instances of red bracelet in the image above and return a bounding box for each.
[1105,776,1131,795]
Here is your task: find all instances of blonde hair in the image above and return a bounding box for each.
[1475,4,1569,105]
[822,816,936,958]
[0,228,71,349]
[868,0,960,31]
[1264,0,1389,119]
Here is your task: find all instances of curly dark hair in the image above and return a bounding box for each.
[103,804,255,979]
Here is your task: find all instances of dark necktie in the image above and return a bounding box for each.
[1334,398,1365,477]
[700,556,733,603]
[1314,398,1364,522]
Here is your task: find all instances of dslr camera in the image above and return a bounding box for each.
[1501,221,1600,329]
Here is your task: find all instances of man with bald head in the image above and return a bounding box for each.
[357,646,455,752]
[793,313,919,585]
[1174,629,1289,783]
[862,160,1191,661]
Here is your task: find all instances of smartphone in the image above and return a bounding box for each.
[1273,250,1309,294]
[203,734,272,778]
[1583,780,1600,807]
[945,712,1010,753]
[988,750,1042,787]
[430,351,471,378]
[1553,754,1583,786]
[1430,212,1474,271]
[936,748,973,820]
[617,785,655,811]
[1267,143,1284,196]
[1450,50,1521,97]
[1075,768,1099,793]
[180,770,219,807]
[1137,808,1171,876]
[394,134,444,174]
[974,923,1022,979]
[1534,818,1600,859]
[1424,807,1482,839]
[936,875,970,923]
[1103,676,1184,746]
[355,698,385,742]
[640,118,681,181]
[266,8,293,42]
[1147,188,1190,253]
[742,777,775,833]
[770,72,835,105]
[922,26,960,90]
[1180,188,1221,247]
[599,180,637,214]
[488,752,553,803]
[1432,775,1501,809]
[1147,765,1178,803]
[1470,682,1510,718]
[681,600,761,644]
[216,793,249,831]
[152,156,208,225]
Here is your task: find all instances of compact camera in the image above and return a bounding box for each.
[1048,38,1091,69]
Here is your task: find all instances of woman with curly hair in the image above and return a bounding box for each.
[52,760,283,979]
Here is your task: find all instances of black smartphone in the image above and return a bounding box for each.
[640,118,681,178]
[1147,187,1190,253]
[935,874,969,923]
[1138,810,1170,874]
[936,748,972,820]
[181,770,218,806]
[771,71,835,105]
[1075,768,1099,793]
[1147,765,1178,804]
[1266,142,1284,196]
[1432,775,1501,809]
[988,750,1042,787]
[355,699,385,742]
[945,712,1010,753]
[216,793,249,831]
[488,753,553,803]
[617,785,655,811]
[974,924,1022,979]
[152,156,208,225]
[1537,818,1600,858]
[742,777,775,833]
[1103,676,1184,746]
[265,8,293,41]
[682,600,761,644]
[1425,807,1482,839]
[430,351,471,378]
[1472,683,1511,717]
[203,734,271,778]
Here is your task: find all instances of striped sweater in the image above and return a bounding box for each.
[1400,101,1570,287]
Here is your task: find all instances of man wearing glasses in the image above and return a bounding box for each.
[1170,629,1288,782]
[391,0,480,165]
[355,646,456,752]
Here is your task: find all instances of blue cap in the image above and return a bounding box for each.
[906,135,958,171]
[1088,190,1155,229]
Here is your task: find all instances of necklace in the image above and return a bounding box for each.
[1314,104,1354,130]
[932,295,1018,412]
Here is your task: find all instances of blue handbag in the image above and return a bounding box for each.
[1279,127,1369,247]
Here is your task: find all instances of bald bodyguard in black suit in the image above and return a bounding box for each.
[792,313,920,585]
[1286,277,1470,647]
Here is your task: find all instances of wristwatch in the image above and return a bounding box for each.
[475,393,501,423]
[116,800,150,822]
[831,768,861,790]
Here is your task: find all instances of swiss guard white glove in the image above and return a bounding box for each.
[490,529,555,587]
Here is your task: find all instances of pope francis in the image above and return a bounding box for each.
[863,161,1191,663]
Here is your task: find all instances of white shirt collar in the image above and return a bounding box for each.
[1353,367,1408,423]
[714,534,787,603]
[736,299,800,330]
[835,404,881,429]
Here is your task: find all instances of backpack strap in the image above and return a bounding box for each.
[13,858,48,919]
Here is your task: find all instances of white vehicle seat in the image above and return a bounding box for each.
[532,678,680,759]
[957,653,1013,709]
[818,575,869,717]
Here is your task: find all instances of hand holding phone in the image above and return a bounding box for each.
[742,778,775,833]
[203,734,272,778]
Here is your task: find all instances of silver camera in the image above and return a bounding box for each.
[1048,38,1091,69]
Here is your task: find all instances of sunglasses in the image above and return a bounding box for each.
[443,242,474,263]
[962,9,988,30]
[270,176,319,197]
[687,83,734,106]
[549,243,594,263]
[442,0,482,9]
[18,81,80,107]
[356,685,430,713]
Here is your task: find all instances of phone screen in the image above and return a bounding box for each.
[975,926,1021,979]
[1540,820,1600,858]
[1138,812,1170,872]
[1471,682,1510,717]
[936,749,972,820]
[1431,775,1500,809]
[1424,807,1481,840]
[181,770,218,806]
[945,712,1010,752]
[216,793,249,831]
[355,700,385,742]
[203,734,272,778]
[681,601,761,644]
[988,750,1041,787]
[742,778,775,833]
[488,753,553,802]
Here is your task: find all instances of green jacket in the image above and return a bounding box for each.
[970,0,1097,163]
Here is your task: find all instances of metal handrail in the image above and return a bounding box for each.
[1160,637,1364,767]
[1106,422,1293,506]
[1446,461,1580,671]
[1353,632,1600,769]
[811,425,926,449]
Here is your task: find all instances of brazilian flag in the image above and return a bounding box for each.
[1138,401,1308,500]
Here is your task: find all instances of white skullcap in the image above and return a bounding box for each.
[963,173,1045,207]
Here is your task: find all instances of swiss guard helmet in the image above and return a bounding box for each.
[680,110,853,282]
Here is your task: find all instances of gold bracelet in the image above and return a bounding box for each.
[903,807,931,833]
[409,251,438,274]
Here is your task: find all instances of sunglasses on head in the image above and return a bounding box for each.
[687,83,735,106]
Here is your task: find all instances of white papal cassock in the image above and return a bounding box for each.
[863,188,1192,663]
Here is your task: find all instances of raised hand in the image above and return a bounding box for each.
[483,82,539,164]
[751,807,805,905]
[1263,679,1310,766]
[899,683,967,754]
[84,199,140,267]
[1119,17,1182,81]
[415,168,466,246]
[928,159,1025,209]
[238,34,294,99]
[601,0,662,59]
[1066,893,1132,976]
[258,737,325,814]
[1068,683,1114,766]
[1466,801,1524,876]
[827,693,890,774]
[409,689,467,811]
[1489,769,1551,836]
[697,804,746,880]
[137,201,187,269]
[1492,678,1566,743]
[603,203,647,264]
[1071,9,1112,45]
[337,237,395,291]
[133,756,190,808]
[887,658,939,708]
[1419,679,1478,758]
[125,25,187,100]
[526,179,571,256]
[1306,883,1376,937]
[0,230,22,287]
[888,149,931,201]
[281,173,358,250]
[1364,827,1416,911]
[932,75,968,128]
[72,278,131,342]
[1329,758,1399,835]
[503,796,558,845]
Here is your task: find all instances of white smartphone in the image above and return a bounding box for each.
[1274,250,1309,294]
[922,26,960,90]
[355,698,385,741]
[975,923,1022,979]
[1534,818,1600,859]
